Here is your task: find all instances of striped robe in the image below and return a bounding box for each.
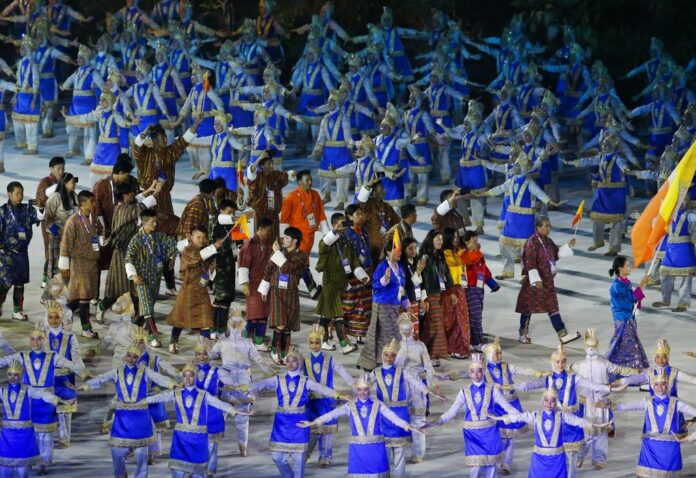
[60,213,102,301]
[166,245,214,329]
[264,248,307,331]
[104,201,142,299]
[125,230,177,317]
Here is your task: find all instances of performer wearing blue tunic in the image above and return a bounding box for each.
[299,372,416,478]
[427,354,518,477]
[302,325,355,468]
[126,60,170,137]
[0,182,40,320]
[0,360,65,478]
[375,7,427,83]
[375,116,409,207]
[192,40,236,115]
[206,111,244,192]
[83,342,175,478]
[312,89,354,209]
[483,83,524,166]
[11,36,41,155]
[168,25,192,94]
[347,54,381,137]
[62,45,104,165]
[571,135,628,255]
[0,326,83,474]
[652,204,696,312]
[402,85,435,204]
[615,370,696,477]
[630,82,680,163]
[146,360,245,478]
[249,347,340,478]
[352,135,383,201]
[151,39,186,141]
[498,382,600,478]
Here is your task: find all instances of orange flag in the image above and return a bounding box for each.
[392,227,401,260]
[631,141,696,267]
[571,200,585,226]
[237,159,245,188]
[229,213,250,241]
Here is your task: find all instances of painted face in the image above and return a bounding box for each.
[183,370,196,387]
[382,351,396,366]
[285,355,300,372]
[357,386,370,401]
[655,354,668,367]
[8,187,23,206]
[47,312,62,329]
[469,367,483,382]
[542,395,557,411]
[309,338,322,353]
[195,350,209,363]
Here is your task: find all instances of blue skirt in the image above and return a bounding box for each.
[269,411,309,451]
[68,95,97,116]
[463,424,503,465]
[590,186,626,221]
[39,78,58,103]
[0,110,5,133]
[637,438,681,473]
[55,373,77,401]
[456,164,487,190]
[169,429,208,473]
[209,167,238,192]
[230,105,253,128]
[298,92,325,118]
[0,426,40,466]
[93,142,121,170]
[647,132,672,160]
[347,441,389,476]
[501,210,535,245]
[495,397,526,435]
[381,405,411,443]
[207,407,225,437]
[13,92,40,119]
[662,242,696,270]
[148,402,169,426]
[407,142,432,169]
[31,396,57,430]
[306,397,337,426]
[219,93,231,114]
[529,450,566,478]
[162,97,178,118]
[382,175,405,205]
[111,408,155,446]
[131,114,162,136]
[319,145,352,172]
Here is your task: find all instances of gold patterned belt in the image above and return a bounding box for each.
[136,109,159,116]
[74,90,96,97]
[533,445,564,456]
[98,136,121,144]
[460,159,481,167]
[559,404,579,413]
[384,400,408,407]
[642,432,681,442]
[40,73,55,79]
[596,181,626,189]
[115,401,148,410]
[507,205,535,215]
[463,419,496,429]
[430,110,450,117]
[325,140,347,147]
[277,406,305,414]
[349,434,384,444]
[2,420,33,429]
[175,424,207,434]
[649,127,672,135]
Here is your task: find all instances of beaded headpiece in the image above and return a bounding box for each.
[45,300,63,318]
[355,373,371,389]
[655,338,670,357]
[30,322,46,340]
[348,53,363,68]
[135,60,151,76]
[213,109,231,126]
[358,134,376,153]
[482,336,501,361]
[584,328,599,349]
[242,18,256,36]
[651,368,669,385]
[182,359,197,375]
[397,313,414,336]
[551,343,567,362]
[285,345,302,362]
[543,380,559,399]
[194,336,212,353]
[7,359,24,374]
[382,338,400,355]
[228,303,245,330]
[469,353,485,370]
[308,324,325,342]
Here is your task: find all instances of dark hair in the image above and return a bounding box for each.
[258,154,273,168]
[191,226,208,236]
[212,177,226,190]
[49,156,65,168]
[419,229,443,258]
[442,227,458,250]
[330,212,344,225]
[57,173,78,212]
[112,161,133,175]
[402,236,417,253]
[77,190,94,206]
[440,189,453,203]
[535,215,550,228]
[296,170,311,182]
[150,124,166,140]
[140,208,157,219]
[219,199,236,211]
[257,217,273,230]
[199,178,216,194]
[463,230,478,244]
[115,182,135,202]
[345,204,359,217]
[7,181,23,194]
[284,226,303,244]
[400,203,416,219]
[609,255,628,277]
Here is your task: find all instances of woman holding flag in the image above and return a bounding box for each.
[357,230,407,371]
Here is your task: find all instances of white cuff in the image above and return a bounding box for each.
[319,220,330,235]
[357,186,371,203]
[134,134,146,147]
[559,243,574,259]
[271,250,287,268]
[58,256,70,270]
[287,170,297,181]
[45,184,57,196]
[200,244,218,261]
[125,263,137,279]
[412,272,422,287]
[135,193,145,203]
[218,214,234,225]
[322,230,339,246]
[354,267,369,282]
[528,269,541,285]
[258,279,270,295]
[176,239,189,253]
[209,269,217,281]
[421,289,428,300]
[246,166,257,181]
[183,129,196,143]
[238,267,250,284]
[436,200,451,216]
[34,206,44,221]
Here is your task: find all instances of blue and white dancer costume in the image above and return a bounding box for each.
[11,36,40,155]
[630,82,681,163]
[205,111,245,192]
[402,85,435,204]
[0,67,17,172]
[375,115,410,207]
[150,38,187,142]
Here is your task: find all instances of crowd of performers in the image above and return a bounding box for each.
[0,0,694,477]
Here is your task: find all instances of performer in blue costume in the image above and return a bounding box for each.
[298,371,417,478]
[249,346,342,478]
[302,325,355,468]
[145,360,248,478]
[11,35,41,155]
[83,340,175,478]
[375,115,409,207]
[403,85,435,204]
[206,110,244,192]
[630,82,680,163]
[150,38,186,143]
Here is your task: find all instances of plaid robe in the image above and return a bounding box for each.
[238,235,272,320]
[0,202,39,286]
[176,194,209,239]
[36,174,58,262]
[515,233,561,314]
[315,235,361,319]
[167,245,214,329]
[359,198,399,265]
[132,136,190,216]
[60,212,102,301]
[248,170,288,241]
[125,229,177,317]
[264,248,307,331]
[105,201,142,299]
[431,209,468,236]
[210,223,235,304]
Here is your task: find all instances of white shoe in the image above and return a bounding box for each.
[472,344,484,353]
[341,343,358,355]
[559,331,581,345]
[150,338,162,348]
[255,343,270,352]
[11,311,28,321]
[321,341,336,351]
[165,288,177,296]
[81,329,99,339]
[271,351,284,365]
[90,299,98,306]
[41,281,47,289]
[210,332,218,340]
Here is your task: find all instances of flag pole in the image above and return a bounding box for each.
[631,235,667,318]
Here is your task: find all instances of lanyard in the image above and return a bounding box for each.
[536,234,552,262]
[78,213,93,235]
[296,191,314,217]
[110,179,115,206]
[7,204,20,226]
[143,233,157,256]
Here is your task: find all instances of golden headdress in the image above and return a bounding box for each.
[135,60,151,76]
[32,17,50,38]
[482,336,501,361]
[367,41,382,57]
[543,380,559,399]
[21,35,36,52]
[380,114,396,130]
[242,18,256,36]
[263,63,279,81]
[111,292,134,316]
[355,372,371,389]
[327,88,340,104]
[100,90,116,106]
[397,313,414,336]
[584,328,599,349]
[7,359,24,374]
[182,359,197,375]
[30,322,46,340]
[499,81,514,97]
[551,343,567,362]
[469,353,485,370]
[431,62,446,79]
[131,326,149,345]
[541,90,559,109]
[602,134,620,150]
[514,150,532,170]
[213,109,231,126]
[651,368,669,385]
[285,345,302,362]
[348,53,363,68]
[408,84,424,102]
[77,44,92,59]
[126,340,143,356]
[655,338,670,357]
[381,6,394,22]
[45,299,64,318]
[107,67,123,85]
[253,104,271,122]
[357,133,376,153]
[228,303,245,330]
[153,37,169,54]
[308,324,325,342]
[194,336,213,353]
[382,338,400,355]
